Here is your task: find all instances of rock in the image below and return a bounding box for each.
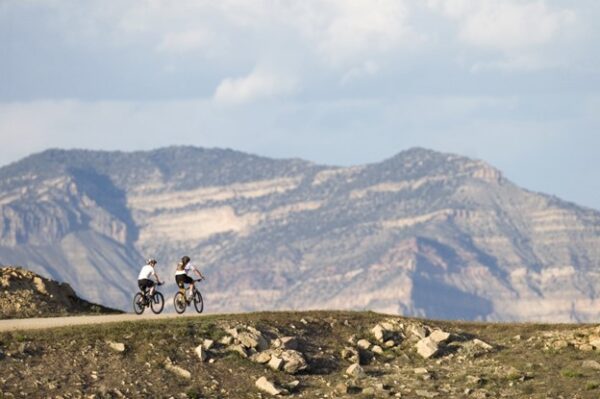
[372,324,388,342]
[251,352,272,364]
[472,339,493,350]
[203,339,215,350]
[281,350,307,374]
[414,367,429,375]
[255,376,284,396]
[579,344,594,352]
[164,358,191,379]
[582,360,600,370]
[346,363,366,379]
[384,340,396,348]
[219,336,234,346]
[194,344,208,362]
[372,345,384,355]
[335,382,350,394]
[238,331,269,351]
[357,339,372,350]
[341,347,359,363]
[589,335,600,348]
[228,344,248,358]
[408,324,429,340]
[285,380,300,391]
[429,330,451,344]
[279,337,299,351]
[552,340,569,350]
[416,390,439,398]
[268,356,284,371]
[106,341,125,353]
[415,337,440,359]
[362,387,376,396]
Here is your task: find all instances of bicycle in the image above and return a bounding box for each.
[133,283,165,315]
[173,279,204,314]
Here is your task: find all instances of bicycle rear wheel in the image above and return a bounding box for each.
[151,292,164,314]
[133,292,145,315]
[193,290,204,313]
[174,292,186,314]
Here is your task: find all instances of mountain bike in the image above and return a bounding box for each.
[133,283,165,315]
[173,279,204,314]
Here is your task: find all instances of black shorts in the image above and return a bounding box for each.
[138,279,155,292]
[176,274,194,288]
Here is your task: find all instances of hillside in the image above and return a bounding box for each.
[2,311,600,398]
[1,146,600,321]
[0,266,122,319]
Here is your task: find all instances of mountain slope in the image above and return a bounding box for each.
[1,146,599,321]
[0,266,122,318]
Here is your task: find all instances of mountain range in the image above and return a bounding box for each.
[1,146,599,321]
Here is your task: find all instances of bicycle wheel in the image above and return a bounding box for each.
[174,292,186,314]
[193,290,204,313]
[151,292,164,314]
[133,292,145,315]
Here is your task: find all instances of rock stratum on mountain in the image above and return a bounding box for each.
[0,266,121,318]
[0,146,599,321]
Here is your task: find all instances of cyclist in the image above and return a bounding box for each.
[175,255,204,303]
[137,258,163,303]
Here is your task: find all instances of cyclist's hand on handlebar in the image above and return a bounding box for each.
[158,281,164,286]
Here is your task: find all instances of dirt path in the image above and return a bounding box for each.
[0,312,203,332]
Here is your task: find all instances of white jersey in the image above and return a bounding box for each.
[138,265,155,280]
[175,264,196,276]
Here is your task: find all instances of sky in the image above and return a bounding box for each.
[1,0,600,209]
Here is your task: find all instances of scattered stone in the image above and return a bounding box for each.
[552,340,569,350]
[582,360,600,370]
[255,376,284,396]
[219,336,234,346]
[415,390,439,398]
[194,344,208,362]
[357,339,372,350]
[429,330,451,344]
[372,345,384,355]
[372,324,388,342]
[341,347,359,363]
[251,352,272,364]
[281,350,307,374]
[268,356,284,371]
[279,337,299,351]
[362,386,376,396]
[346,363,366,379]
[413,367,429,375]
[384,340,396,348]
[238,331,268,351]
[106,341,125,353]
[202,339,215,350]
[228,344,248,358]
[416,337,440,359]
[472,339,493,350]
[408,324,429,340]
[285,380,300,391]
[164,358,191,380]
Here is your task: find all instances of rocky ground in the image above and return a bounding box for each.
[0,267,122,319]
[1,311,600,398]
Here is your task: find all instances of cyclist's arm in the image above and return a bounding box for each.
[153,272,163,284]
[192,266,204,279]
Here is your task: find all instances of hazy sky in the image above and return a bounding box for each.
[1,1,600,209]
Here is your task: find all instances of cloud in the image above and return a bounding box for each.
[426,0,577,70]
[213,68,298,105]
[156,29,213,53]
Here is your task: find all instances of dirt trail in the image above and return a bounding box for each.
[0,312,203,332]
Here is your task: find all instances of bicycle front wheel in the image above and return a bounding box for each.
[174,292,186,314]
[151,292,164,314]
[133,292,145,315]
[193,290,204,313]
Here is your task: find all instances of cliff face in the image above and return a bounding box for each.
[1,146,599,321]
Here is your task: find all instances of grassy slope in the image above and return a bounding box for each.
[1,311,600,398]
